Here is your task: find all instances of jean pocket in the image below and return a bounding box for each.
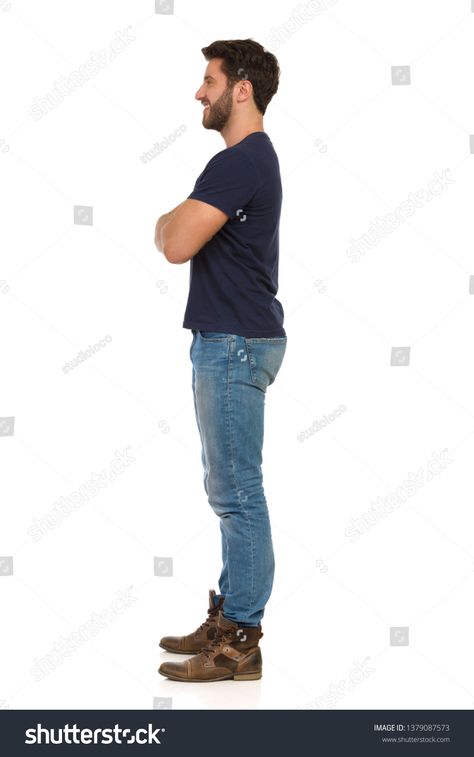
[244,337,287,392]
[199,331,231,341]
[245,336,287,343]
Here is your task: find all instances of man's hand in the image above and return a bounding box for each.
[154,199,229,264]
[154,202,186,254]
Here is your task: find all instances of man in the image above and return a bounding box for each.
[155,39,287,682]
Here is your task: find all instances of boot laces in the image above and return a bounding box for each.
[200,625,234,658]
[196,603,221,632]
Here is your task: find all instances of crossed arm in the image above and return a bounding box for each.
[154,199,229,264]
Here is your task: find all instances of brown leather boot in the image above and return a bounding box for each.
[159,589,225,654]
[158,613,263,682]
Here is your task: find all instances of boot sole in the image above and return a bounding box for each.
[158,669,262,682]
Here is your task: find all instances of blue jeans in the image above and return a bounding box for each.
[190,329,287,627]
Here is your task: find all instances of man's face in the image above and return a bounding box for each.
[195,58,235,132]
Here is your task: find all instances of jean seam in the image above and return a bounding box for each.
[239,337,256,621]
[227,338,255,622]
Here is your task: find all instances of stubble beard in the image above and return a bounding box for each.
[203,85,234,132]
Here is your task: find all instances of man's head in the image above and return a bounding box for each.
[195,39,280,133]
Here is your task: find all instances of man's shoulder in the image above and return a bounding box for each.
[201,142,261,178]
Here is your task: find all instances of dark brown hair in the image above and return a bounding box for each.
[201,38,280,115]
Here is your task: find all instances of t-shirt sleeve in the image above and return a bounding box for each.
[187,149,260,219]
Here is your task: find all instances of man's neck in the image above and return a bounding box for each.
[221,121,265,148]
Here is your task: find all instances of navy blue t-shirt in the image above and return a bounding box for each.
[182,131,285,337]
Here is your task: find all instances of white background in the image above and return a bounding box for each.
[1,0,474,710]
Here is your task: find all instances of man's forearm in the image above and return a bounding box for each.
[155,201,186,253]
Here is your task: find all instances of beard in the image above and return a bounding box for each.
[202,85,234,132]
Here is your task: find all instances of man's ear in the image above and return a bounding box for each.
[236,79,253,104]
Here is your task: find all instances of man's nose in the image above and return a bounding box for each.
[195,85,205,101]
